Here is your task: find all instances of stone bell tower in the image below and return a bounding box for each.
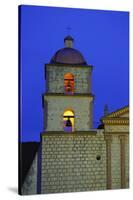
[43,35,94,132]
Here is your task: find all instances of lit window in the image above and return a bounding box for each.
[64,73,74,94]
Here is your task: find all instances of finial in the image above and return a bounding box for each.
[64,27,74,48]
[104,104,109,116]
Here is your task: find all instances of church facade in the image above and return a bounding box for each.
[21,36,129,195]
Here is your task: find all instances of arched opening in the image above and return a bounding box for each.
[64,73,74,95]
[63,110,74,132]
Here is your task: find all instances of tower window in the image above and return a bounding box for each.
[64,73,74,95]
[63,110,74,132]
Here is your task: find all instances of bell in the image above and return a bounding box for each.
[66,118,72,127]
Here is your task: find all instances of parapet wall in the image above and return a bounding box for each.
[41,131,107,194]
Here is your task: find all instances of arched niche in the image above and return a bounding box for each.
[63,109,74,132]
[64,73,74,95]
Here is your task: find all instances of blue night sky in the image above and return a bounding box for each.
[20,5,129,142]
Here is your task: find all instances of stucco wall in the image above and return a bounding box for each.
[44,95,93,131]
[45,65,92,94]
[111,135,121,189]
[41,132,106,194]
[110,134,129,189]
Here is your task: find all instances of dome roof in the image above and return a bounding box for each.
[50,47,87,65]
[50,35,87,65]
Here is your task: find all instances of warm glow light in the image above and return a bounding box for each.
[64,73,74,94]
[63,110,74,116]
[63,110,74,131]
[64,73,74,79]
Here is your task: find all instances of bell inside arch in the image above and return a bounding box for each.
[63,110,74,132]
[66,117,72,127]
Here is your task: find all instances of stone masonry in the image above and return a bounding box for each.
[41,131,107,194]
[45,65,92,94]
[21,127,129,194]
[20,36,129,195]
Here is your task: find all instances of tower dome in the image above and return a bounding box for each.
[50,35,87,65]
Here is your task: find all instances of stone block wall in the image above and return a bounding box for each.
[41,132,106,194]
[21,131,129,195]
[45,65,92,94]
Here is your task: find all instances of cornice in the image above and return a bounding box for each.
[41,131,97,137]
[44,93,95,98]
[102,118,129,125]
[45,63,93,69]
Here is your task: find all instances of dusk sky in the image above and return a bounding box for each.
[20,5,129,142]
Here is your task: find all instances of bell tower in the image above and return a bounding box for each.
[43,36,94,132]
